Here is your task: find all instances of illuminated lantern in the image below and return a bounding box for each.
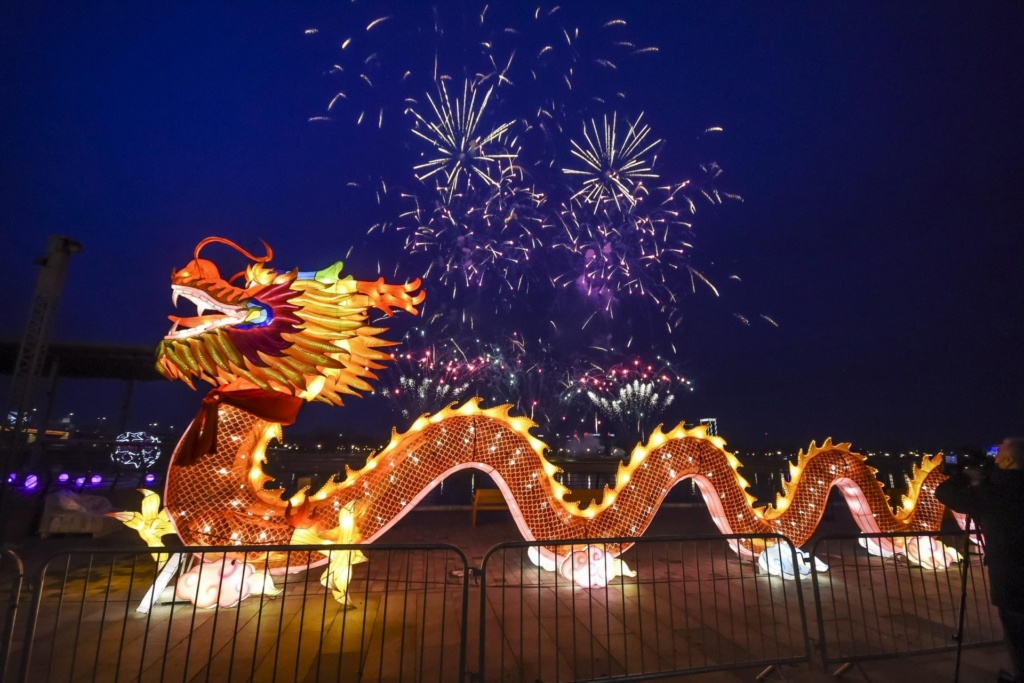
[109,237,962,609]
[110,431,161,470]
[175,559,256,609]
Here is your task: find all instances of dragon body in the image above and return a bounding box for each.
[142,238,954,596]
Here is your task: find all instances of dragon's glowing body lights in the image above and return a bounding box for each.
[114,238,959,605]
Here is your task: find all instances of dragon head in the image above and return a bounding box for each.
[156,237,424,404]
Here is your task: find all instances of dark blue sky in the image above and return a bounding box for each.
[2,2,1022,452]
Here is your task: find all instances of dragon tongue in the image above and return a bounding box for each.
[168,314,223,329]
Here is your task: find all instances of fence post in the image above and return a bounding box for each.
[0,549,24,682]
[809,536,831,670]
[781,535,815,668]
[810,530,1001,671]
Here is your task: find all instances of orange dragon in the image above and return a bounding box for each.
[116,238,958,605]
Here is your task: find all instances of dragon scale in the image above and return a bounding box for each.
[164,399,949,571]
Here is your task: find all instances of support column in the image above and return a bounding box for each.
[117,379,135,435]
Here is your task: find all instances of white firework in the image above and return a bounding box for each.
[395,375,471,420]
[587,379,675,444]
[410,80,519,201]
[563,112,661,212]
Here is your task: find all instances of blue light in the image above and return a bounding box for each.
[235,301,272,329]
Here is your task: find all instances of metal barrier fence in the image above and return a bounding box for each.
[9,544,469,683]
[0,549,24,682]
[810,530,1001,672]
[478,535,811,682]
[0,530,1007,682]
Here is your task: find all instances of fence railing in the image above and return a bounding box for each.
[478,534,811,682]
[810,530,1001,671]
[0,529,1005,682]
[0,549,23,682]
[10,544,469,683]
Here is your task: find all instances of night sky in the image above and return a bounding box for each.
[2,2,1022,453]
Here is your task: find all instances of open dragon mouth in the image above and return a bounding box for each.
[165,285,249,340]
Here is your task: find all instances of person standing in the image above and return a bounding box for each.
[936,438,1024,683]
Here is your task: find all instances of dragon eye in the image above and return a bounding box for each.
[236,302,272,329]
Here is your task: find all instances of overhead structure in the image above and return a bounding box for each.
[2,236,82,469]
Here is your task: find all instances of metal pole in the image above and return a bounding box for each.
[953,514,976,683]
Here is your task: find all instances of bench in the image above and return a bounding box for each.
[471,489,508,526]
[471,488,605,526]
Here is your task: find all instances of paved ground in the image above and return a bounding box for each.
[0,501,1011,683]
[380,505,1012,683]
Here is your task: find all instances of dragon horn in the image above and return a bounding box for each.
[193,236,274,264]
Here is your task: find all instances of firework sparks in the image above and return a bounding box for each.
[588,380,674,442]
[476,335,557,428]
[554,174,723,330]
[310,3,740,350]
[375,337,493,425]
[399,170,549,298]
[410,80,519,202]
[574,355,692,444]
[563,113,661,212]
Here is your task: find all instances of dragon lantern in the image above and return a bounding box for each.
[116,237,959,608]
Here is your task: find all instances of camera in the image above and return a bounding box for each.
[944,445,998,476]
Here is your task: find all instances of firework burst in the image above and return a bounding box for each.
[401,172,549,297]
[563,113,661,212]
[571,355,692,444]
[468,334,561,429]
[375,337,493,425]
[588,380,673,443]
[554,175,723,336]
[310,3,740,352]
[410,80,519,202]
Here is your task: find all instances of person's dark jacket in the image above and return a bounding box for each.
[936,468,1024,610]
